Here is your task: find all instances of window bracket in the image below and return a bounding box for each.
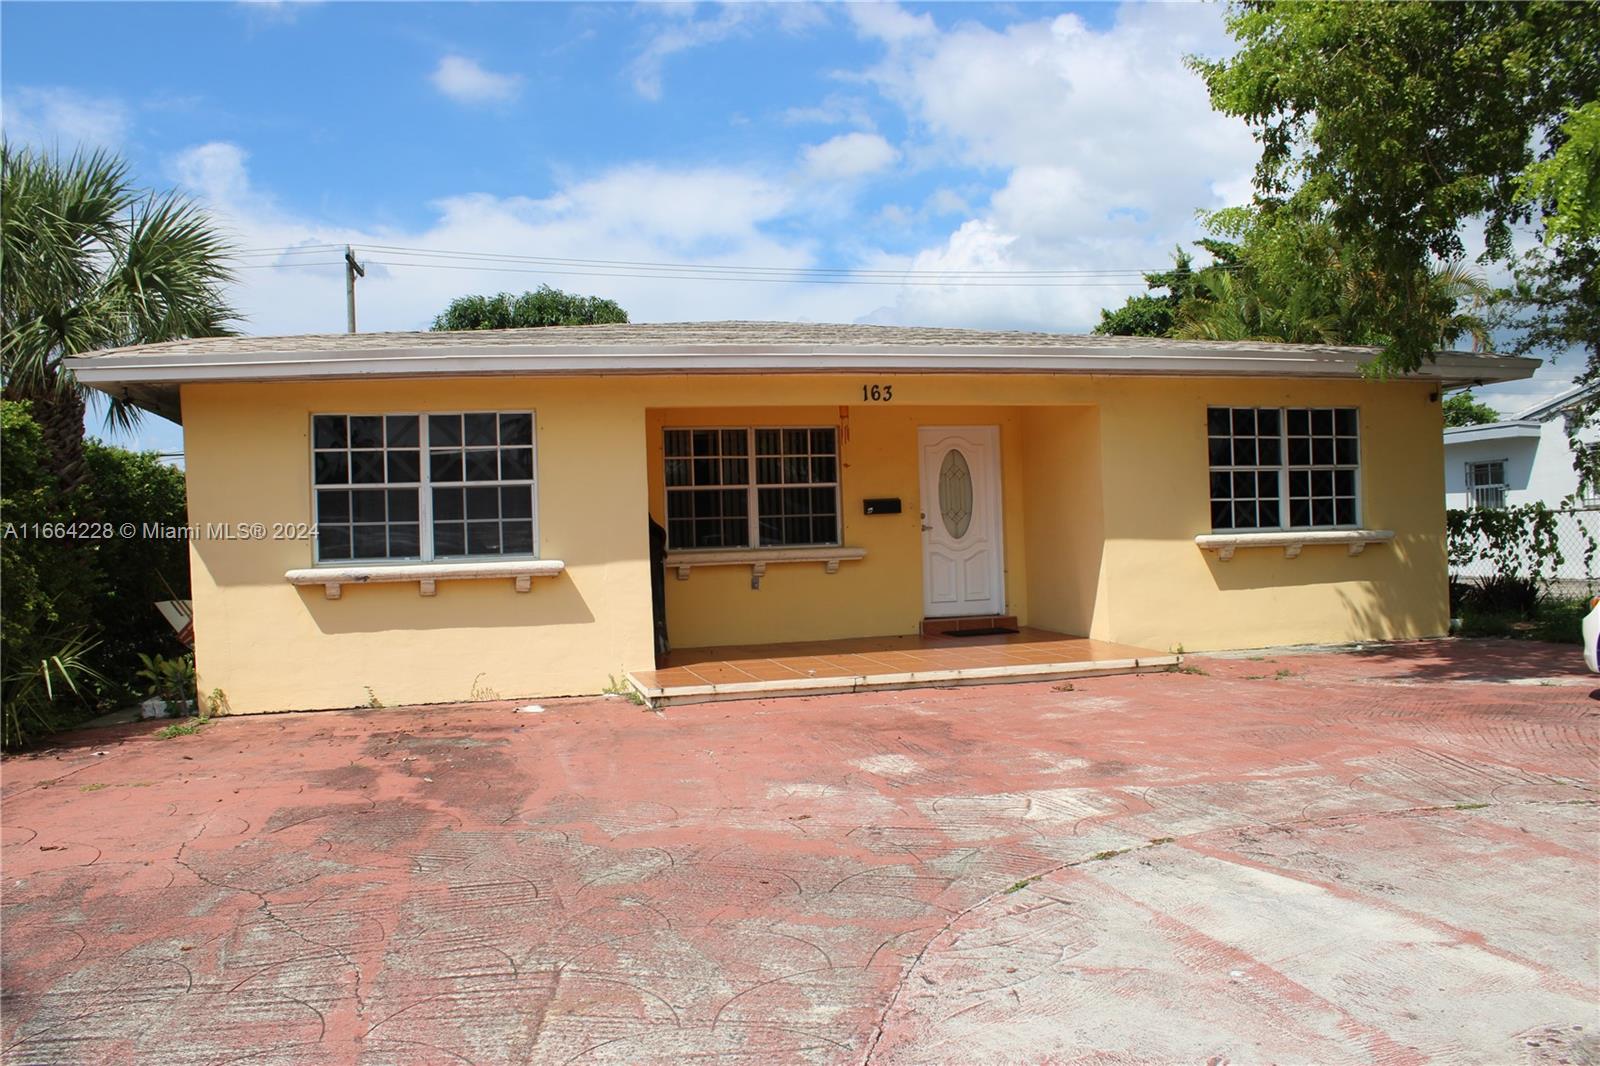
[665,546,867,587]
[1195,530,1394,561]
[287,559,565,598]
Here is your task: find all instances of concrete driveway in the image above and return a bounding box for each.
[3,640,1596,1064]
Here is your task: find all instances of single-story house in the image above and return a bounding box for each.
[68,322,1536,712]
[1444,382,1599,511]
[1444,381,1599,587]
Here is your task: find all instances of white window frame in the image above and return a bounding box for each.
[663,425,842,551]
[1574,443,1600,508]
[310,411,538,565]
[1465,458,1508,511]
[1207,406,1363,533]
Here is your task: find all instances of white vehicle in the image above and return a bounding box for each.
[1585,596,1600,673]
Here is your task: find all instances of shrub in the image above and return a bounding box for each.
[1446,504,1569,586]
[1,400,191,747]
[1460,573,1541,616]
[81,439,190,691]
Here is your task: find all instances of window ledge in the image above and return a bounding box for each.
[664,546,866,589]
[1195,529,1394,561]
[286,559,565,599]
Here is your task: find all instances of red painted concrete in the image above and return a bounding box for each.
[2,639,1595,1064]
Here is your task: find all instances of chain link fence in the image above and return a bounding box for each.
[1448,506,1600,600]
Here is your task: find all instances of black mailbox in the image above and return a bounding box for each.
[863,497,902,515]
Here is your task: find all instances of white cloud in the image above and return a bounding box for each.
[430,55,523,105]
[162,141,886,339]
[1,86,129,151]
[845,3,1259,332]
[629,4,828,101]
[630,6,752,101]
[926,188,970,217]
[801,132,899,181]
[781,93,876,131]
[847,3,936,45]
[170,142,256,206]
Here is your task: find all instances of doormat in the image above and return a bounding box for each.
[944,627,1021,637]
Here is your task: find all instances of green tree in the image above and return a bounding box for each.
[432,286,628,331]
[80,440,191,685]
[1094,245,1243,337]
[1101,209,1493,350]
[1,401,98,746]
[1442,391,1500,428]
[1192,1,1599,374]
[1,144,237,492]
[1,400,191,747]
[1502,100,1600,501]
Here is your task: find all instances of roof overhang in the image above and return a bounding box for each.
[1442,420,1543,445]
[66,330,1541,425]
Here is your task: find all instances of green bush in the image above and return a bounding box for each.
[1,400,190,747]
[81,438,190,688]
[1459,597,1587,645]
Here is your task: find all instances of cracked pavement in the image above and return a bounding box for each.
[2,639,1597,1064]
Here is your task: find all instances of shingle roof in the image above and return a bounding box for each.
[1513,380,1600,422]
[65,320,1478,360]
[65,320,1540,424]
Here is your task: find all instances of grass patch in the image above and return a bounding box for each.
[1453,802,1489,811]
[1088,848,1131,862]
[79,782,110,792]
[604,674,646,706]
[1170,664,1208,676]
[1149,836,1175,845]
[1004,876,1040,894]
[1459,596,1587,644]
[154,720,206,739]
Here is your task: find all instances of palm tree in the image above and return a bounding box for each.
[1175,255,1490,352]
[1,143,237,492]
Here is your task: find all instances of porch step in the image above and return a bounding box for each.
[920,614,1019,637]
[627,629,1179,709]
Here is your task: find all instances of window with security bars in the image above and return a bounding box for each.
[1207,407,1360,531]
[311,412,536,562]
[663,427,840,550]
[1466,459,1508,511]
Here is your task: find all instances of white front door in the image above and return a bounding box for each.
[919,426,1005,618]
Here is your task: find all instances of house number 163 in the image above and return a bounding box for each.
[861,384,893,402]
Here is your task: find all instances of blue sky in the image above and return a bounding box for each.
[2,1,1582,455]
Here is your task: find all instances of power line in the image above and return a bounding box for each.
[361,243,1159,278]
[362,258,1145,287]
[227,241,1237,279]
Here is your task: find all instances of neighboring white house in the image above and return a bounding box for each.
[1444,383,1599,510]
[1444,382,1600,585]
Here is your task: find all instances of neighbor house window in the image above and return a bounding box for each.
[1207,407,1360,531]
[1576,444,1600,508]
[663,427,840,550]
[1465,459,1508,511]
[311,412,535,562]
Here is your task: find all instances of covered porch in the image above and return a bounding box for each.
[644,401,1111,661]
[626,627,1176,707]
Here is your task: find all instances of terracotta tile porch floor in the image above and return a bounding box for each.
[627,627,1178,706]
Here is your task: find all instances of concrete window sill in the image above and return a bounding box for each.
[285,559,566,599]
[1194,530,1394,562]
[664,546,867,589]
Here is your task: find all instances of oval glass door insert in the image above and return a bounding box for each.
[938,448,973,538]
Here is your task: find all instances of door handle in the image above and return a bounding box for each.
[921,524,932,532]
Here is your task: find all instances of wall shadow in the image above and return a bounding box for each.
[298,571,597,635]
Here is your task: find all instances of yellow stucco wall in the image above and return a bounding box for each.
[180,371,1446,713]
[644,405,1031,648]
[1019,405,1108,640]
[182,378,656,714]
[1090,376,1448,651]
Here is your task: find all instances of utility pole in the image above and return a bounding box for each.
[344,245,366,333]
